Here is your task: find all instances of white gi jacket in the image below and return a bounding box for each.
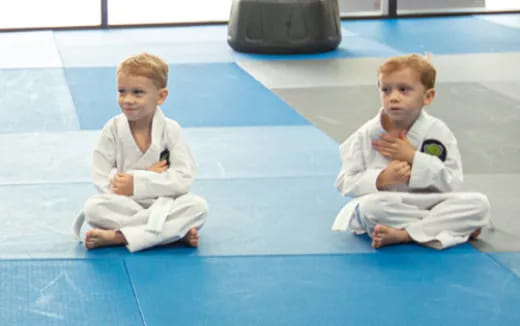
[73,107,196,238]
[332,109,463,232]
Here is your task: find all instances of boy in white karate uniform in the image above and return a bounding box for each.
[73,53,208,252]
[332,54,490,250]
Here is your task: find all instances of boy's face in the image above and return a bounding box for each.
[378,67,435,126]
[117,73,168,124]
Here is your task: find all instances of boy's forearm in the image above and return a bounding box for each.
[132,170,194,199]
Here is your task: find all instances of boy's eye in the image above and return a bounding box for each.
[381,87,390,94]
[399,86,411,93]
[132,90,144,95]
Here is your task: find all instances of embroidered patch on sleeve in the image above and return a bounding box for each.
[421,139,447,162]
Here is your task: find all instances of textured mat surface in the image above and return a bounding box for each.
[0,69,78,133]
[126,253,520,326]
[0,259,142,325]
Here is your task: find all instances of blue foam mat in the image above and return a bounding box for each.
[0,259,142,325]
[342,15,520,54]
[126,253,520,326]
[490,253,520,278]
[64,63,309,130]
[0,177,362,258]
[234,29,401,61]
[53,23,400,65]
[55,25,235,66]
[181,176,370,256]
[188,126,340,179]
[0,176,479,259]
[0,69,79,133]
[0,183,96,259]
[0,126,338,185]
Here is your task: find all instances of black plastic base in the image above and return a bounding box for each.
[227,0,342,54]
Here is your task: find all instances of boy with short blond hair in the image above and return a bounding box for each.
[73,53,207,252]
[332,54,489,249]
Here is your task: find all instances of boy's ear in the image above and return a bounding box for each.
[424,88,435,105]
[157,88,169,105]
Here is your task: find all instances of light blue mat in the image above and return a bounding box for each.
[65,63,309,130]
[54,25,234,66]
[490,253,520,278]
[0,69,78,133]
[0,176,365,258]
[126,253,520,326]
[0,183,95,259]
[0,126,338,185]
[189,126,339,179]
[0,176,478,259]
[53,24,401,66]
[0,31,62,69]
[0,259,142,325]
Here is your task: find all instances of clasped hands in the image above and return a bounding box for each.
[110,160,169,196]
[372,131,415,188]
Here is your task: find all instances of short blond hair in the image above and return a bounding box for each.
[117,53,168,89]
[378,54,436,89]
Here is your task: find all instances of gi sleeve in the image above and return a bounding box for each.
[91,123,118,194]
[409,125,463,192]
[132,127,195,199]
[335,132,383,197]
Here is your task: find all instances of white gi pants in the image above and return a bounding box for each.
[83,193,207,252]
[350,192,490,249]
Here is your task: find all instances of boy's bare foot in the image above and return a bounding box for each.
[470,228,482,239]
[85,229,126,249]
[182,228,199,247]
[371,224,412,249]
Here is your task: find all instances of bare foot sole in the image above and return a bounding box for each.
[470,228,482,240]
[85,229,126,249]
[182,228,199,247]
[371,224,411,249]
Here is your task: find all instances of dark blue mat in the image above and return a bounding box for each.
[126,253,520,326]
[0,259,142,325]
[64,63,308,130]
[342,15,520,54]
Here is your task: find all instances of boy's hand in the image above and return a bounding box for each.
[148,160,168,174]
[111,173,134,196]
[376,160,411,189]
[373,131,415,163]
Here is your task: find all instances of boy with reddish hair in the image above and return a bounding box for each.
[332,54,489,249]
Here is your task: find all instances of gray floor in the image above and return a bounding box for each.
[240,52,520,252]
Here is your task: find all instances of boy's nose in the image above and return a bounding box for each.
[121,95,135,103]
[389,90,400,102]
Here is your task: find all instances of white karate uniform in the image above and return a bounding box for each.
[73,108,207,252]
[331,109,490,249]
